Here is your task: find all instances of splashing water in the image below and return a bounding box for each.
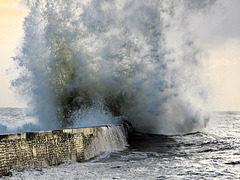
[11,0,215,134]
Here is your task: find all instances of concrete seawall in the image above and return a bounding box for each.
[0,124,130,176]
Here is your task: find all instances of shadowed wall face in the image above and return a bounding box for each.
[0,125,128,176]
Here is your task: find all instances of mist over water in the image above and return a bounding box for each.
[11,0,215,134]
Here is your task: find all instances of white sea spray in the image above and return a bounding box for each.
[11,0,216,134]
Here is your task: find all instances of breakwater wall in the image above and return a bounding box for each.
[0,124,130,176]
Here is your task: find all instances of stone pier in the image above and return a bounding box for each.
[0,124,131,176]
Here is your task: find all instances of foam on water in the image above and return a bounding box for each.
[10,0,215,134]
[0,108,39,134]
[9,113,240,179]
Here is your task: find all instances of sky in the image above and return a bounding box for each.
[0,0,240,111]
[194,0,240,111]
[0,0,28,107]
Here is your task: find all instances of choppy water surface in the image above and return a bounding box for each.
[0,108,37,134]
[3,0,240,179]
[4,111,240,179]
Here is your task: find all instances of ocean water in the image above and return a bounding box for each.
[4,0,240,179]
[0,108,38,134]
[10,0,215,134]
[1,108,240,179]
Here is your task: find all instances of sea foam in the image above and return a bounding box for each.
[11,0,215,134]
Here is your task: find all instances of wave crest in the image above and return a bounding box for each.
[12,0,214,134]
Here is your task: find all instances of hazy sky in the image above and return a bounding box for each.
[0,0,28,108]
[195,0,240,111]
[0,0,240,111]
